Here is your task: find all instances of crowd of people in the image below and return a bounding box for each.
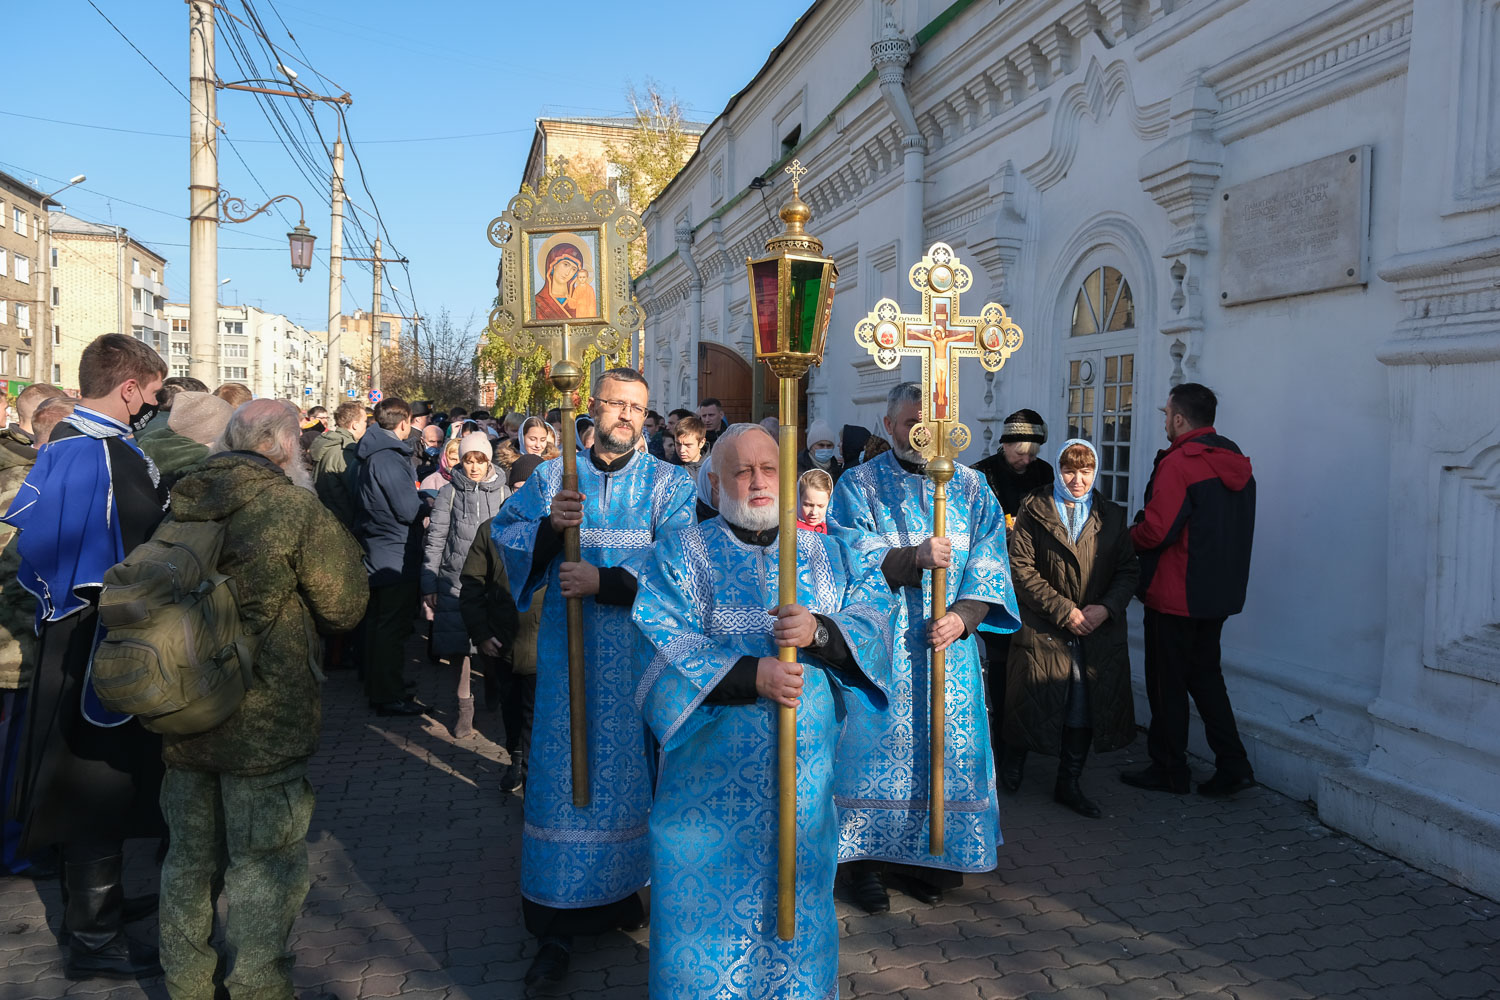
[0,333,1258,999]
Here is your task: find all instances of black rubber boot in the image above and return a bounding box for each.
[998,746,1027,793]
[849,861,890,914]
[1054,728,1102,819]
[61,852,163,980]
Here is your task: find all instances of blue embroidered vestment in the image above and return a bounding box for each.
[828,450,1020,872]
[633,518,894,999]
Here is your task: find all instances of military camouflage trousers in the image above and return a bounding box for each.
[159,761,314,1000]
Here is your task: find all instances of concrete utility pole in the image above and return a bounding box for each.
[187,0,219,384]
[370,238,383,393]
[324,138,344,409]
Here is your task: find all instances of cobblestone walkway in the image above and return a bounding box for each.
[2,643,1498,999]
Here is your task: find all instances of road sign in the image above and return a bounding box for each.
[369,389,383,403]
[347,389,357,398]
[304,387,314,395]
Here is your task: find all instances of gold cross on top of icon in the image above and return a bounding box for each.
[784,159,808,196]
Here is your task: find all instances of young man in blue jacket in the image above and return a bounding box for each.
[356,396,429,716]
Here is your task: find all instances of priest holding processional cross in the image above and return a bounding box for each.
[831,242,1024,912]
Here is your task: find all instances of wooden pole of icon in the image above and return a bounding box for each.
[485,157,646,810]
[852,243,1023,855]
[551,324,589,807]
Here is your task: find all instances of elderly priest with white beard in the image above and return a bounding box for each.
[632,423,894,1000]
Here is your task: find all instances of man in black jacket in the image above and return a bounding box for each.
[355,396,428,717]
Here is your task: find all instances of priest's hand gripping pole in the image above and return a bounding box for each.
[484,159,647,811]
[851,242,1024,856]
[746,159,839,941]
[552,325,589,808]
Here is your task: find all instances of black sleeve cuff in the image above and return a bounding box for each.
[705,656,760,705]
[881,546,924,591]
[596,566,638,606]
[531,518,564,581]
[809,613,856,671]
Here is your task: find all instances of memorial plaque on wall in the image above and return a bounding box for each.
[1219,146,1371,306]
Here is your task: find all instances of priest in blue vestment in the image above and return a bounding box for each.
[633,423,894,1000]
[491,367,697,989]
[828,382,1020,912]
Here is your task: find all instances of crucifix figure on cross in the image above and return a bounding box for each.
[852,241,1023,856]
[855,241,1022,462]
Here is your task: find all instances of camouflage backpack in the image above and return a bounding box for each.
[92,517,260,735]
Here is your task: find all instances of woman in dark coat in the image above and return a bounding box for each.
[1001,438,1139,818]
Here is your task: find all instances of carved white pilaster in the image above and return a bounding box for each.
[1139,72,1222,379]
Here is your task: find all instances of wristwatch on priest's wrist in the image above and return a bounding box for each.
[812,621,830,649]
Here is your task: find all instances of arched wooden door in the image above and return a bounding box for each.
[697,342,753,424]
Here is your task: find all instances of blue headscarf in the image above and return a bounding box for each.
[1053,437,1097,544]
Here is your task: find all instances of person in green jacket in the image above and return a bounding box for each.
[158,399,368,1000]
[309,400,367,532]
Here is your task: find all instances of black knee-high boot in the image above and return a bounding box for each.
[1054,728,1101,819]
[999,746,1027,793]
[61,848,163,980]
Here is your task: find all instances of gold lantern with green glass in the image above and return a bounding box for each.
[744,159,837,942]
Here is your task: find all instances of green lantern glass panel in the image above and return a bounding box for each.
[751,259,780,355]
[788,258,824,354]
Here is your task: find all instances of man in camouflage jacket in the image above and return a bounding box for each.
[157,400,367,1000]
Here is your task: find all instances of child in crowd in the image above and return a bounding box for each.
[674,415,707,476]
[797,468,833,533]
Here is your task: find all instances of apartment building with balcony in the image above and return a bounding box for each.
[163,302,328,403]
[0,171,60,397]
[48,210,168,393]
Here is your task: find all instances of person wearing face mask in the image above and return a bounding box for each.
[999,439,1139,819]
[797,419,844,485]
[1,334,171,979]
[416,423,445,482]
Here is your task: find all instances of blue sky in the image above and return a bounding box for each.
[5,0,814,338]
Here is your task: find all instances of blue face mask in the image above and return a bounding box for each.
[813,447,836,464]
[425,446,440,458]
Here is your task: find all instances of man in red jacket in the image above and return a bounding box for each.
[1123,383,1257,798]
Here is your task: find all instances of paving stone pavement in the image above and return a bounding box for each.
[2,637,1498,1000]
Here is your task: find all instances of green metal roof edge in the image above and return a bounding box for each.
[633,0,982,288]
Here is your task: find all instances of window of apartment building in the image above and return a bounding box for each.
[221,366,247,380]
[52,286,59,306]
[13,256,27,283]
[12,208,25,236]
[0,300,6,325]
[171,318,189,334]
[223,343,248,358]
[172,341,189,356]
[52,363,61,383]
[131,257,140,275]
[150,267,159,283]
[32,216,39,242]
[0,349,8,374]
[15,304,29,330]
[17,352,30,378]
[53,325,60,346]
[0,249,7,277]
[380,321,391,345]
[172,364,190,378]
[222,321,244,335]
[132,288,141,310]
[50,248,57,268]
[0,199,6,229]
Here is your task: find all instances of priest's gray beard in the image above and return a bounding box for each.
[892,439,925,465]
[718,488,779,531]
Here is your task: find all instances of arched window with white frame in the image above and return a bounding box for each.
[1063,263,1137,504]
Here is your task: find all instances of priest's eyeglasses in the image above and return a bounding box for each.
[596,398,647,417]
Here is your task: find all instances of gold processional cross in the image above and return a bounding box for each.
[853,241,1023,854]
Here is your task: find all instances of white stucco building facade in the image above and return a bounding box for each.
[634,0,1500,897]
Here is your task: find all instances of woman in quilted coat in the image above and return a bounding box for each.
[1001,439,1139,818]
[422,432,509,737]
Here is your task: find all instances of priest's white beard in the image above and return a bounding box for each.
[719,489,779,531]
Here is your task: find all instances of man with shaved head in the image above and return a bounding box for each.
[633,423,894,999]
[160,397,367,999]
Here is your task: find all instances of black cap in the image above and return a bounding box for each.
[509,454,544,491]
[410,400,434,417]
[1000,408,1047,444]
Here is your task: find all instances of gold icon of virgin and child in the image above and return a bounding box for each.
[526,230,601,324]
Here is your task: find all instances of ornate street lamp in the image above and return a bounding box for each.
[220,190,317,282]
[744,159,837,942]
